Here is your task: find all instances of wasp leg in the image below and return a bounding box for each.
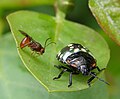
[53,69,67,80]
[68,72,73,87]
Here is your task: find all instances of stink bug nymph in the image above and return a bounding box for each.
[53,43,109,87]
[19,30,55,55]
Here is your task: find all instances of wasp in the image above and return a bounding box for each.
[19,30,55,55]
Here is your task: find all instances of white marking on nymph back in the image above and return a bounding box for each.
[59,53,63,59]
[57,51,61,57]
[68,44,73,47]
[74,48,80,53]
[63,51,72,62]
[81,48,87,52]
[70,46,74,49]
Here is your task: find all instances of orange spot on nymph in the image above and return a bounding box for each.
[92,63,96,67]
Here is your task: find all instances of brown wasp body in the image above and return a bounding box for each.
[19,30,54,55]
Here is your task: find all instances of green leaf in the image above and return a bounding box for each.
[89,0,120,45]
[7,11,110,92]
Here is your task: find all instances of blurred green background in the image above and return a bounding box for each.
[0,0,120,99]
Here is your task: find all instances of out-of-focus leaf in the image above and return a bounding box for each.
[110,76,120,99]
[57,0,75,14]
[0,0,55,8]
[89,0,120,46]
[0,18,4,36]
[7,11,110,92]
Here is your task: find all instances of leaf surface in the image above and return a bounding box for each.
[7,10,110,92]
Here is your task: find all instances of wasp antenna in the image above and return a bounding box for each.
[45,42,56,48]
[44,38,51,47]
[90,72,110,85]
[44,38,56,48]
[18,30,29,37]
